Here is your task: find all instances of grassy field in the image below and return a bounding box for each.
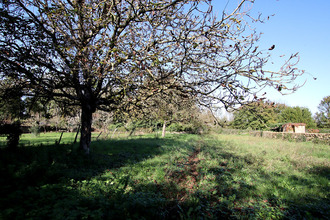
[0,131,104,147]
[0,132,329,219]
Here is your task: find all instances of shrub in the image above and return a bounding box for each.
[168,122,209,134]
[283,133,293,142]
[296,134,307,142]
[6,121,22,148]
[168,122,184,132]
[30,122,41,136]
[0,121,22,148]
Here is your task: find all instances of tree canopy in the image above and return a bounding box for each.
[0,0,305,153]
[278,106,316,128]
[0,77,24,123]
[231,100,285,130]
[315,96,330,128]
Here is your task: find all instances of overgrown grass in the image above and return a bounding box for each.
[0,133,328,219]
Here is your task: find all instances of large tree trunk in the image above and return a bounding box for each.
[79,103,94,154]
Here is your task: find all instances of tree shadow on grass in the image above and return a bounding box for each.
[0,135,194,219]
[0,136,188,184]
[253,170,330,219]
[308,165,330,180]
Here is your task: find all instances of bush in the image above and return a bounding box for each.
[283,133,293,142]
[319,128,330,133]
[7,121,22,148]
[168,123,184,132]
[168,122,208,134]
[30,122,41,136]
[0,121,22,148]
[296,134,307,142]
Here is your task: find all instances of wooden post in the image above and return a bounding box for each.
[104,131,110,139]
[73,125,80,144]
[162,120,167,138]
[96,131,102,140]
[57,131,64,145]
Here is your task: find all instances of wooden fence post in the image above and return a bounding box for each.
[96,131,102,141]
[57,131,64,145]
[73,125,80,144]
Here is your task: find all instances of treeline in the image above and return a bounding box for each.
[230,96,330,131]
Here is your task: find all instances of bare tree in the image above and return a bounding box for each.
[0,0,304,154]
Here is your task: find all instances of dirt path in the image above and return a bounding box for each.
[163,147,201,202]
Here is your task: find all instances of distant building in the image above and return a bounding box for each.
[281,123,306,133]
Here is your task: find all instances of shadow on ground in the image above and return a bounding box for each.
[0,136,191,219]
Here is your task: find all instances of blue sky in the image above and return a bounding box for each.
[213,0,330,114]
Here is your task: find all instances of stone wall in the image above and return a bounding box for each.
[250,131,330,145]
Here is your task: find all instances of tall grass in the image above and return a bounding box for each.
[0,133,328,219]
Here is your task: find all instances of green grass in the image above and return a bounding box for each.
[0,133,329,219]
[0,131,115,147]
[0,132,76,146]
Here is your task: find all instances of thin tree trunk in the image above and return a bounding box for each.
[79,104,93,154]
[162,120,167,138]
[110,127,117,139]
[128,126,136,137]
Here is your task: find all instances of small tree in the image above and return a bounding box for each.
[231,100,279,130]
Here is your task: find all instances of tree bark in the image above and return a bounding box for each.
[162,120,167,138]
[79,103,94,154]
